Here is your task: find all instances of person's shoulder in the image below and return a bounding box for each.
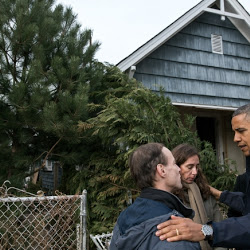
[236,172,247,180]
[204,194,216,204]
[235,173,248,191]
[204,195,221,214]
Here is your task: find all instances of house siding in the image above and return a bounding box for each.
[133,12,250,108]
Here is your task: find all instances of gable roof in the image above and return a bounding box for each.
[117,0,250,72]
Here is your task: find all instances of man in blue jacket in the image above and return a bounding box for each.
[155,104,250,249]
[110,142,201,250]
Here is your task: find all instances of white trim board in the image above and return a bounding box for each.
[172,102,237,111]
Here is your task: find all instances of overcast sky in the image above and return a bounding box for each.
[56,0,250,65]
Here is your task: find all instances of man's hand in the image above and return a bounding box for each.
[155,215,205,242]
[209,185,222,200]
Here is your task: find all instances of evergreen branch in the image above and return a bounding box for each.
[21,50,30,82]
[32,151,48,164]
[26,137,63,176]
[13,46,17,85]
[0,44,12,78]
[109,182,138,193]
[135,90,169,141]
[42,137,63,164]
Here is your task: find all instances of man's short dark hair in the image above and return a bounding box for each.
[129,143,167,190]
[232,104,250,120]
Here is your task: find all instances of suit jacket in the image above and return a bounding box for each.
[226,156,250,250]
[228,156,250,217]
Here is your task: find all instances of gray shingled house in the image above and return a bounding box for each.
[117,0,250,173]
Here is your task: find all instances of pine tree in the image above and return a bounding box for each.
[0,0,100,185]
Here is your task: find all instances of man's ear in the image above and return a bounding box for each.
[156,164,166,177]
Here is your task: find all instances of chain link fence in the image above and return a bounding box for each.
[0,182,87,250]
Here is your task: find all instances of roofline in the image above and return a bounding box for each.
[229,0,250,22]
[117,0,212,71]
[117,0,250,72]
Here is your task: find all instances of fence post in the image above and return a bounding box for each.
[80,189,87,250]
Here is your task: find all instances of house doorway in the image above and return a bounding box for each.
[196,117,216,150]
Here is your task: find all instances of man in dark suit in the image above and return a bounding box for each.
[227,156,250,217]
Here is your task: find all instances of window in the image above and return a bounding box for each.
[211,34,223,54]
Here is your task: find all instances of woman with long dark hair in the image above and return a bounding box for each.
[172,143,225,250]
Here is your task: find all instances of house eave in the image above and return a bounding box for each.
[172,102,237,111]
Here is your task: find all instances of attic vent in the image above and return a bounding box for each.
[211,34,223,54]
